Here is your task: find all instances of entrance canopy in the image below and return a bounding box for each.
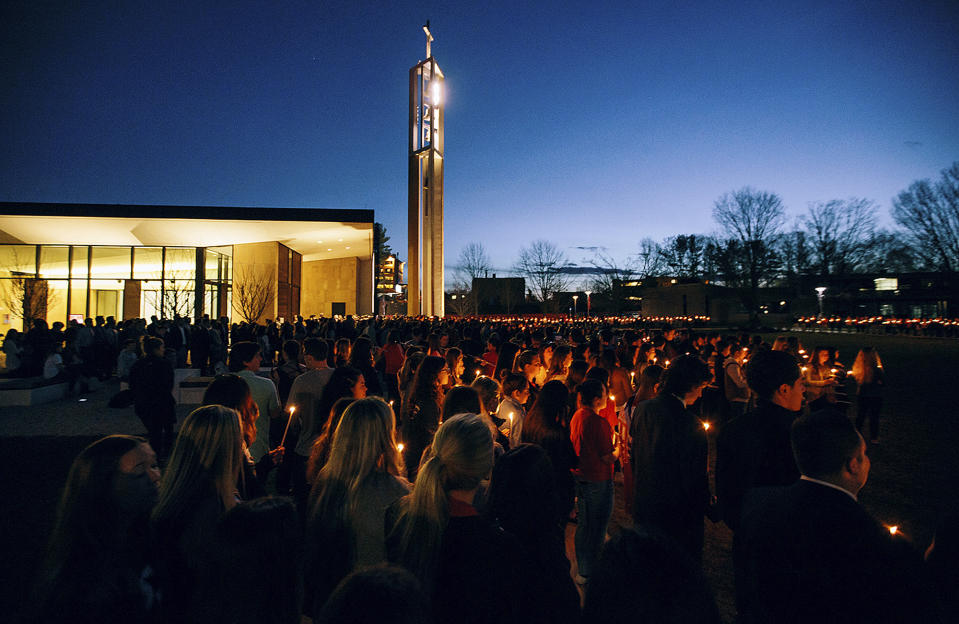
[0,202,374,262]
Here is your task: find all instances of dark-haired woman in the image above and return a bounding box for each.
[30,435,160,623]
[521,380,577,531]
[402,355,449,480]
[349,336,384,397]
[497,372,530,448]
[489,444,581,624]
[569,379,615,585]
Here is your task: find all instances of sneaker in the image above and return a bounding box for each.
[574,574,589,585]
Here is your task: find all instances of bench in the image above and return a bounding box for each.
[179,376,215,405]
[0,376,70,407]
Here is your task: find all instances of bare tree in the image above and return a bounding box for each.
[455,242,492,282]
[657,234,707,279]
[635,238,665,279]
[452,242,492,314]
[802,198,877,276]
[588,251,636,296]
[891,161,959,271]
[860,230,919,274]
[0,248,57,327]
[713,187,786,318]
[232,265,276,324]
[513,240,571,308]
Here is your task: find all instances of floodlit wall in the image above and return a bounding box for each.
[301,257,366,317]
[232,242,279,323]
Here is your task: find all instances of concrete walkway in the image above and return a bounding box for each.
[0,379,196,438]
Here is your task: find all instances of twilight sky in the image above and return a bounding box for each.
[2,1,958,276]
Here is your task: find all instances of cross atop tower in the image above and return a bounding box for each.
[423,21,434,58]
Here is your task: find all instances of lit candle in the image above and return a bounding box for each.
[702,421,711,431]
[665,360,671,367]
[279,406,296,449]
[397,442,405,453]
[475,369,482,376]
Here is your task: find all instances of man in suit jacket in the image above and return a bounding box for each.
[630,355,713,561]
[716,349,802,531]
[734,411,929,623]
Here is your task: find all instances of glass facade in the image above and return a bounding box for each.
[0,244,232,329]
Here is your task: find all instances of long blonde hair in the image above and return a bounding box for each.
[851,347,882,385]
[309,397,404,517]
[391,412,493,585]
[152,405,244,524]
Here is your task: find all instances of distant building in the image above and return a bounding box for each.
[376,254,405,295]
[472,276,526,315]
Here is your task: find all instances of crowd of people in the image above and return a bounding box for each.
[13,314,959,623]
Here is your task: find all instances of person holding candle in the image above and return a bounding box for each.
[734,411,930,624]
[630,355,713,563]
[202,374,284,500]
[569,378,616,585]
[804,346,837,411]
[715,350,802,532]
[444,346,465,390]
[850,346,885,444]
[496,372,530,449]
[723,343,750,420]
[288,338,335,507]
[401,356,448,480]
[305,398,409,616]
[522,380,577,532]
[228,341,281,464]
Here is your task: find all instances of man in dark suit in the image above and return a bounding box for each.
[716,349,802,531]
[734,411,928,623]
[630,355,713,561]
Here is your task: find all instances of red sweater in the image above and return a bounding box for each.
[570,407,614,482]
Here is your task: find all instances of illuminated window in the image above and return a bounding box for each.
[874,278,897,291]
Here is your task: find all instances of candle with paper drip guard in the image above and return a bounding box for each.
[278,406,295,449]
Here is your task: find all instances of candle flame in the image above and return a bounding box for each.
[397,443,404,452]
[508,413,514,423]
[702,421,711,431]
[888,525,899,536]
[665,360,671,367]
[288,406,295,414]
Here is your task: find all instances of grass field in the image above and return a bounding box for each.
[2,330,957,621]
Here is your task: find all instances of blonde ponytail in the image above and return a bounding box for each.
[393,413,493,586]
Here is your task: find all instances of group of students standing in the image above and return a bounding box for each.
[25,316,956,623]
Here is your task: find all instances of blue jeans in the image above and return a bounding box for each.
[575,479,613,578]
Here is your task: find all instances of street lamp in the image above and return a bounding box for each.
[584,290,592,318]
[815,286,827,318]
[572,294,578,318]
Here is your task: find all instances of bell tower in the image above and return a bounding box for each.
[408,21,445,316]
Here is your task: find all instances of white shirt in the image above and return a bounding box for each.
[800,475,858,502]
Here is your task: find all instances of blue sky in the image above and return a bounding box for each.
[2,1,958,275]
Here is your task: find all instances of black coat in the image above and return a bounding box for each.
[715,399,799,531]
[734,480,931,624]
[129,355,175,419]
[630,394,710,558]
